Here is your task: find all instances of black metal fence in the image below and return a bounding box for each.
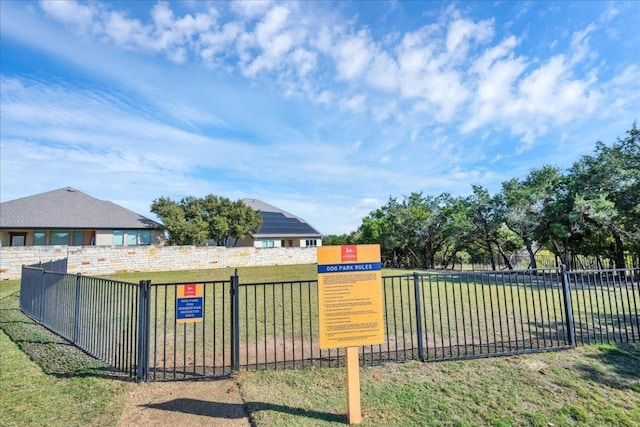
[567,269,640,345]
[19,265,640,381]
[463,253,639,272]
[19,267,144,378]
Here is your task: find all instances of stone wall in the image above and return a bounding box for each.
[0,245,318,280]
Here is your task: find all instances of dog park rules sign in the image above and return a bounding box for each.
[176,284,203,324]
[317,244,385,349]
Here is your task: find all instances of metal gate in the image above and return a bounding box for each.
[143,278,234,381]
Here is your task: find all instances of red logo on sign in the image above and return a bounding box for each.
[341,245,357,262]
[184,284,196,297]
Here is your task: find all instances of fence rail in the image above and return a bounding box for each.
[19,265,640,381]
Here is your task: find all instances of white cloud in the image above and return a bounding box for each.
[39,0,97,32]
[3,1,639,233]
[366,52,399,91]
[241,5,296,76]
[600,6,619,22]
[199,22,243,63]
[289,48,317,77]
[151,2,175,28]
[103,11,147,46]
[446,17,494,58]
[34,0,637,147]
[600,65,640,116]
[340,94,367,112]
[333,30,375,80]
[230,0,273,19]
[569,23,596,66]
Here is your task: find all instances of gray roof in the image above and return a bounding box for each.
[242,198,322,238]
[0,187,161,229]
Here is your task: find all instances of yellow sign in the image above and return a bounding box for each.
[317,244,385,349]
[176,284,203,324]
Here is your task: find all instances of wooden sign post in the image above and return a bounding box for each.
[317,244,385,425]
[346,346,361,424]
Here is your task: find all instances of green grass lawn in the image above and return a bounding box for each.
[239,343,640,427]
[2,266,639,426]
[0,280,131,426]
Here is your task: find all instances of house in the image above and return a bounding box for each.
[238,199,323,248]
[0,187,163,247]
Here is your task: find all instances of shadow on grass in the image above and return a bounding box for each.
[143,398,345,423]
[575,343,640,392]
[0,293,131,381]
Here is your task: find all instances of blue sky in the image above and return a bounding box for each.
[1,1,639,235]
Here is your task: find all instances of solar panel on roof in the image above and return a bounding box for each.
[257,211,318,235]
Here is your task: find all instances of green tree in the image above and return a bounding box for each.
[229,199,264,246]
[413,193,454,269]
[565,123,640,268]
[151,195,262,246]
[150,196,208,245]
[357,193,467,269]
[357,196,422,268]
[438,195,474,269]
[323,234,356,245]
[466,186,500,270]
[502,166,563,269]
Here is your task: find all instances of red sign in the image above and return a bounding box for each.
[341,245,358,262]
[184,284,197,297]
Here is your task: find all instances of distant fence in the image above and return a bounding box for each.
[27,258,68,273]
[462,253,639,272]
[19,266,640,381]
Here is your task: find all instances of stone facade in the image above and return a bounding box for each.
[0,245,318,280]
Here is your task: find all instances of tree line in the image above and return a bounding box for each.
[325,124,640,270]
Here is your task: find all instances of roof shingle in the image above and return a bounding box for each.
[0,187,161,229]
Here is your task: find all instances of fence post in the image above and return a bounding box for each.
[413,272,425,361]
[73,273,82,345]
[144,280,151,381]
[560,265,576,347]
[230,269,240,371]
[38,269,46,322]
[136,280,150,382]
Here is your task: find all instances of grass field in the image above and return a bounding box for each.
[239,342,640,427]
[0,280,131,426]
[2,265,639,426]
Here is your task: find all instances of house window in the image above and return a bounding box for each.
[33,232,46,245]
[305,239,317,247]
[112,230,124,246]
[261,240,275,248]
[10,233,27,246]
[122,230,152,246]
[139,231,152,245]
[72,231,84,246]
[50,231,69,245]
[281,239,285,247]
[127,232,137,246]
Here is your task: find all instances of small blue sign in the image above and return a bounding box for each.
[176,297,203,321]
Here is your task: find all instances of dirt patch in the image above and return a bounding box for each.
[118,377,251,427]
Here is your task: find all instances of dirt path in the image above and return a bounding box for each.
[118,378,251,427]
